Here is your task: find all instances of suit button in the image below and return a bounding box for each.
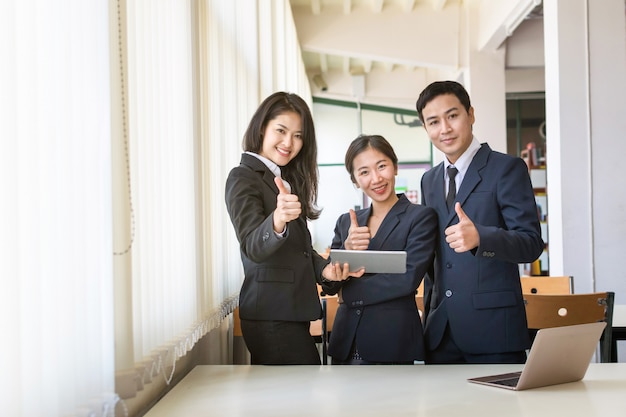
[262,232,270,242]
[446,262,452,269]
[356,309,361,316]
[303,251,310,257]
[445,290,453,297]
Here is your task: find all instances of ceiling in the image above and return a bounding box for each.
[289,0,544,109]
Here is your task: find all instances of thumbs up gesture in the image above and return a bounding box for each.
[444,202,480,253]
[344,208,371,250]
[273,176,302,233]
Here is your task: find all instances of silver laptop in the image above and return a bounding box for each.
[468,322,606,391]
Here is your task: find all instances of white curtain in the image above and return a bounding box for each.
[1,0,313,413]
[196,0,315,336]
[118,0,314,386]
[0,1,117,416]
[124,0,208,382]
[200,0,313,315]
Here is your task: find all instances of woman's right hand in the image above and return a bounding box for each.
[344,209,370,250]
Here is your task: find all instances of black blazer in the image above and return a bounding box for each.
[420,143,544,354]
[225,154,329,322]
[326,195,437,362]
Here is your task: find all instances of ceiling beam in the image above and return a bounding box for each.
[478,0,542,51]
[291,3,461,70]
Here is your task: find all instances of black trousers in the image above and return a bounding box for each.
[241,319,321,365]
[425,322,527,365]
[331,340,414,365]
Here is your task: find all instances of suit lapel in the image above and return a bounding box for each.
[356,208,371,230]
[430,163,455,224]
[242,153,281,194]
[365,196,407,250]
[449,144,490,224]
[243,153,310,235]
[430,163,448,215]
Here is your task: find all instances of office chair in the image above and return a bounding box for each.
[523,292,615,363]
[520,275,574,295]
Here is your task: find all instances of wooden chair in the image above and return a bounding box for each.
[523,292,615,363]
[520,275,574,295]
[233,307,243,337]
[319,295,339,364]
[310,284,340,364]
[416,280,425,318]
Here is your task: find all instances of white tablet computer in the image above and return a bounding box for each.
[329,249,407,274]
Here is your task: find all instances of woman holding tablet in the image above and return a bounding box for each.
[326,134,437,365]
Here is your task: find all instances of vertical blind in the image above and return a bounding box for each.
[118,0,314,392]
[115,0,312,396]
[1,0,117,415]
[125,0,200,374]
[1,0,312,414]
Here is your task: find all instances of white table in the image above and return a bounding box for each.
[144,364,626,417]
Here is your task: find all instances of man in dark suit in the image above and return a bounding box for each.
[416,81,544,364]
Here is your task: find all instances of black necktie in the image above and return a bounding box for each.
[446,166,458,211]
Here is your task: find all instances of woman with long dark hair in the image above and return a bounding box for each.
[225,92,363,364]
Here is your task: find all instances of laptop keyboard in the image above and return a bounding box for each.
[494,377,520,387]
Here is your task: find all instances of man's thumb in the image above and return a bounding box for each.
[455,202,469,221]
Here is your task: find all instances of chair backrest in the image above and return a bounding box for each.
[415,280,425,317]
[233,307,243,337]
[319,295,340,364]
[415,295,424,317]
[313,284,339,335]
[520,275,574,295]
[523,292,615,363]
[322,296,339,333]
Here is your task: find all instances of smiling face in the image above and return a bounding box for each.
[352,146,398,206]
[421,93,475,164]
[259,111,303,167]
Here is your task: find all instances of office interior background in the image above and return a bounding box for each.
[1,0,625,416]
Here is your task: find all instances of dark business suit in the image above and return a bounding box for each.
[420,143,543,361]
[225,153,330,364]
[326,195,437,363]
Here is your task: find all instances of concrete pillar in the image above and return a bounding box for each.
[544,0,626,298]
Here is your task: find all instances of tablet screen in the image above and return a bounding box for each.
[329,249,407,274]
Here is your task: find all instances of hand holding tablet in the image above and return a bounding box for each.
[330,249,407,274]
